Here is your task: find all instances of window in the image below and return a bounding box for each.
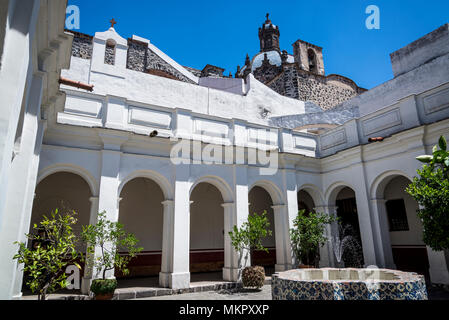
[386,199,409,231]
[104,39,116,65]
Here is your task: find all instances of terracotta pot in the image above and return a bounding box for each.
[94,292,114,300]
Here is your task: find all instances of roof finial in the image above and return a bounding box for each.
[265,13,271,22]
[110,18,117,29]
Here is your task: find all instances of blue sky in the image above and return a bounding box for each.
[66,0,448,89]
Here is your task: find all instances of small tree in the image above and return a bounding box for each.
[229,210,272,267]
[290,210,335,267]
[13,209,82,300]
[82,211,143,280]
[406,135,449,251]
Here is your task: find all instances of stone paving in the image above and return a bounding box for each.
[136,285,272,300]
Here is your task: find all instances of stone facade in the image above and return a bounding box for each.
[267,64,365,111]
[253,54,282,84]
[237,16,366,111]
[104,43,115,65]
[70,31,93,59]
[184,66,202,77]
[126,40,147,72]
[145,47,196,84]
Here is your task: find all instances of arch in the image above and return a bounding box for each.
[32,172,92,254]
[370,170,413,200]
[297,184,325,207]
[189,179,226,276]
[37,164,98,196]
[104,38,116,65]
[118,176,165,278]
[307,48,318,73]
[106,38,117,46]
[326,182,365,268]
[249,180,284,205]
[190,175,234,203]
[248,184,277,269]
[119,170,173,200]
[370,171,428,274]
[325,181,356,206]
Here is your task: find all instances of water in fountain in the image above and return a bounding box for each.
[330,224,364,268]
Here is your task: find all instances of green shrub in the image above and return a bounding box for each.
[242,266,265,289]
[90,279,117,295]
[82,211,143,280]
[13,209,82,300]
[290,210,336,267]
[407,135,449,251]
[228,210,272,266]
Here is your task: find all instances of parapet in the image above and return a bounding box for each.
[390,23,449,78]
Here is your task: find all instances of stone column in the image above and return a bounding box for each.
[233,165,251,271]
[427,247,449,286]
[281,168,298,269]
[95,141,123,279]
[159,199,174,287]
[370,198,396,269]
[159,164,190,289]
[314,205,337,268]
[222,202,241,281]
[81,196,99,294]
[354,189,377,267]
[272,204,294,272]
[0,72,44,300]
[0,0,40,238]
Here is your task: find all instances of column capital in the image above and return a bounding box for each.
[221,202,235,208]
[89,196,99,203]
[314,205,338,215]
[271,204,286,210]
[161,199,174,205]
[370,198,386,204]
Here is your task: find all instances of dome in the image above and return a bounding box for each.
[251,50,282,71]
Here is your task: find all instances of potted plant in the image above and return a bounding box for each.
[13,209,82,300]
[229,210,272,289]
[82,211,142,300]
[290,209,335,268]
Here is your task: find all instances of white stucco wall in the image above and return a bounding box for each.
[119,177,164,251]
[32,172,92,252]
[190,183,224,250]
[384,176,424,246]
[249,186,276,248]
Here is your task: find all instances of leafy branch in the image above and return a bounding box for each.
[81,211,143,279]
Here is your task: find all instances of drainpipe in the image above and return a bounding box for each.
[59,77,94,92]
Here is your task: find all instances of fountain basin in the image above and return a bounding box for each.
[271,268,427,300]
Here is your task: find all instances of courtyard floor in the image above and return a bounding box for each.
[135,285,272,300]
[21,270,449,300]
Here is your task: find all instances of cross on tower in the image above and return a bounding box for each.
[266,13,269,20]
[110,18,117,28]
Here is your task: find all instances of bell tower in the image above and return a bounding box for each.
[258,13,280,52]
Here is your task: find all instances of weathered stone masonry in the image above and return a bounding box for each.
[70,31,93,59]
[268,64,366,111]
